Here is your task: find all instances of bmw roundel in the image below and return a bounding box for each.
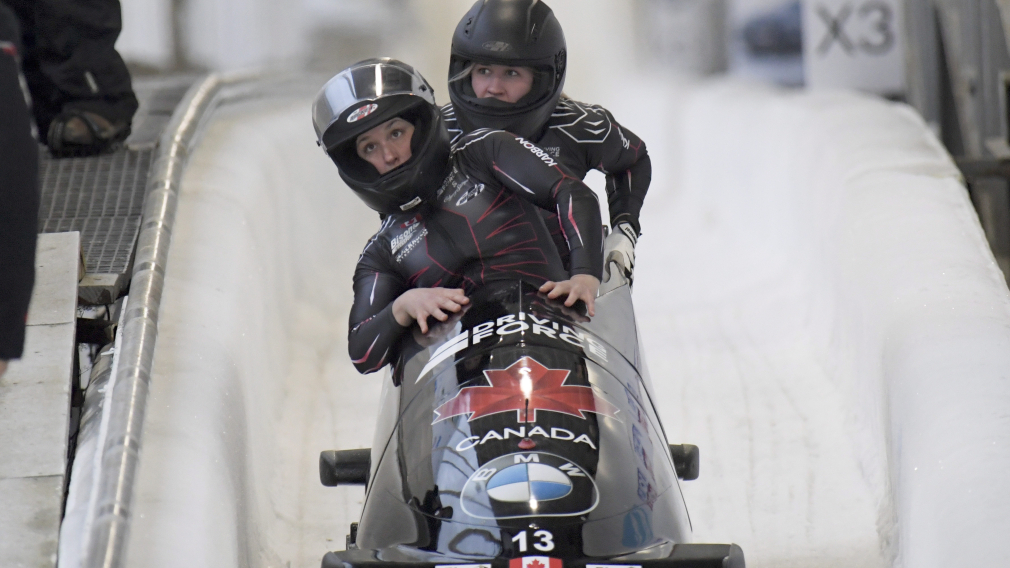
[487,462,572,502]
[461,452,598,520]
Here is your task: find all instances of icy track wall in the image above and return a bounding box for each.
[118,79,1010,568]
[123,89,385,568]
[632,82,1010,568]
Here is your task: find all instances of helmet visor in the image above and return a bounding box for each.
[313,59,436,149]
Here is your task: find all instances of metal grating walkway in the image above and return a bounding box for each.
[38,149,155,275]
[35,76,195,304]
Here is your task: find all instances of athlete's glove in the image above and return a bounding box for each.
[603,222,637,284]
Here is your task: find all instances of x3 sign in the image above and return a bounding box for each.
[801,0,905,94]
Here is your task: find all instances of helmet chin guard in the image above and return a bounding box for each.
[449,0,567,139]
[312,58,451,215]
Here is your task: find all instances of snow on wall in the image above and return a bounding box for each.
[124,93,380,567]
[630,81,1010,567]
[789,90,1010,567]
[122,78,1010,568]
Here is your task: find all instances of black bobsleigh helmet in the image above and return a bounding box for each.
[312,58,451,215]
[449,0,567,139]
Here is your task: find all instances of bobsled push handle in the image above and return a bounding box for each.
[320,449,371,487]
[670,444,700,481]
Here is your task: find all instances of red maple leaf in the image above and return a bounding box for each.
[527,561,544,568]
[433,357,620,423]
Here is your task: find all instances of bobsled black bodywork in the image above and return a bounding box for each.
[322,278,744,568]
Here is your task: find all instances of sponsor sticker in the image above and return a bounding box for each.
[390,223,420,254]
[399,196,422,211]
[434,356,620,424]
[510,558,561,568]
[417,312,609,381]
[622,506,655,547]
[454,424,598,452]
[462,452,598,519]
[394,228,427,263]
[483,41,513,52]
[515,137,558,167]
[347,103,378,123]
[436,166,461,199]
[456,182,485,206]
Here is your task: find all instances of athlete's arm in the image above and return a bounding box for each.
[593,109,650,236]
[348,243,411,374]
[349,241,471,372]
[606,151,651,235]
[458,130,604,279]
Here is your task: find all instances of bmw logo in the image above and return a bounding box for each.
[487,462,573,502]
[461,452,598,520]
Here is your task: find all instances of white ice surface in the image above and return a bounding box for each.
[124,80,1010,568]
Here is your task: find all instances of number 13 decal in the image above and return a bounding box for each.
[511,529,555,552]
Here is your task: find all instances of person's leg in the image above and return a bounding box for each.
[32,0,138,155]
[0,2,40,367]
[0,0,59,132]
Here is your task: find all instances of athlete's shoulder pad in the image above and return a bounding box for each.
[367,214,409,248]
[450,128,507,154]
[440,103,464,146]
[359,214,418,260]
[548,98,614,144]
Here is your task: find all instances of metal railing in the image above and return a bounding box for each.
[78,72,230,568]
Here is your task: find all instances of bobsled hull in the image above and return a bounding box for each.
[323,280,744,567]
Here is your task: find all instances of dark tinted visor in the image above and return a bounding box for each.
[312,60,436,144]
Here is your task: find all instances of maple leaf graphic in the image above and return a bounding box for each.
[433,357,620,423]
[527,560,545,568]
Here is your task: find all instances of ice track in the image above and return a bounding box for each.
[123,79,1010,568]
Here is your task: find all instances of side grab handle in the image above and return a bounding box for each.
[670,444,700,481]
[320,449,371,487]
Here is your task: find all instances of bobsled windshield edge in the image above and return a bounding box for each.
[353,282,692,557]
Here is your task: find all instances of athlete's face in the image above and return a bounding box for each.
[471,64,535,103]
[355,117,415,175]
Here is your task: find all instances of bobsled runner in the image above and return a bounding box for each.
[319,271,745,568]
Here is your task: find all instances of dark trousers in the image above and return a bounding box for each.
[0,0,137,135]
[0,3,39,360]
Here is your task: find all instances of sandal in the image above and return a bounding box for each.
[47,109,130,158]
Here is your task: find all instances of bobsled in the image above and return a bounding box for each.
[320,270,745,568]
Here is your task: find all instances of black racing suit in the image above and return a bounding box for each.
[1,4,39,361]
[349,129,604,374]
[443,97,651,240]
